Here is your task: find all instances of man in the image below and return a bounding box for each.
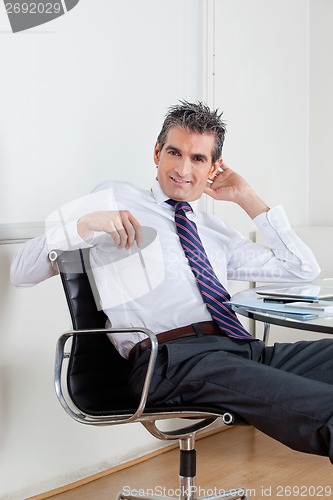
[11,101,333,463]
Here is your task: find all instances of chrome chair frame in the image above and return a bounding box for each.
[51,249,248,500]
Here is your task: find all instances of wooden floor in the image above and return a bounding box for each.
[50,427,332,500]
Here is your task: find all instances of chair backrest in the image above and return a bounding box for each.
[55,249,136,414]
[56,248,107,330]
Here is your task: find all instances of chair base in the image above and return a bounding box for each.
[117,487,247,500]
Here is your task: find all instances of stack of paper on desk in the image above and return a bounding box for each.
[230,283,333,320]
[229,297,333,320]
[284,301,333,313]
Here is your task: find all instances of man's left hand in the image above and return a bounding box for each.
[204,163,269,219]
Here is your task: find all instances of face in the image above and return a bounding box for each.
[154,126,221,202]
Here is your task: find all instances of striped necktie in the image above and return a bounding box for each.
[167,200,256,341]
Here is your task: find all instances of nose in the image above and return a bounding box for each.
[175,157,192,177]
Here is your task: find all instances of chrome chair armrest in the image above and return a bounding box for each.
[55,327,158,425]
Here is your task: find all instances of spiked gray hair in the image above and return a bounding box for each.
[157,101,226,163]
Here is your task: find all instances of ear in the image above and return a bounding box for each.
[153,141,160,165]
[208,158,223,180]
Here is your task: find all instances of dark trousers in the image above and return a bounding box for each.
[129,335,333,462]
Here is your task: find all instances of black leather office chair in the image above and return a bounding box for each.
[50,248,248,500]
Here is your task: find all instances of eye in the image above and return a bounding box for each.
[168,150,180,156]
[193,156,204,163]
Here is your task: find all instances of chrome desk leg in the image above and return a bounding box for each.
[263,322,271,345]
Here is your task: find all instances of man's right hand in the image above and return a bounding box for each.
[77,210,142,249]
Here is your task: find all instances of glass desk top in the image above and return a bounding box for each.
[230,281,333,335]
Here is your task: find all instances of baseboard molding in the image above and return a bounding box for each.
[28,425,232,499]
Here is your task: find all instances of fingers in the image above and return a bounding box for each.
[204,166,236,201]
[206,169,227,193]
[110,211,142,249]
[79,210,143,249]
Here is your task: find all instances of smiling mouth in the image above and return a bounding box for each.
[170,176,191,184]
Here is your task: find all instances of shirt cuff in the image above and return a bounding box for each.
[46,218,93,252]
[253,205,291,239]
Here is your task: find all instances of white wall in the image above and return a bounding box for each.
[204,0,310,236]
[205,0,333,287]
[0,0,202,224]
[206,0,333,236]
[0,1,204,499]
[308,0,333,225]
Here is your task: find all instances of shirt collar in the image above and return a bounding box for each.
[151,178,201,213]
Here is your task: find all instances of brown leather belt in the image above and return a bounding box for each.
[128,321,220,363]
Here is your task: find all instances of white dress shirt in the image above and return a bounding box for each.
[11,179,320,358]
